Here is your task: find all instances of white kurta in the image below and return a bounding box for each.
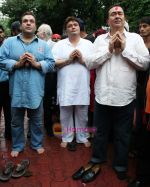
[52,38,94,106]
[85,31,150,106]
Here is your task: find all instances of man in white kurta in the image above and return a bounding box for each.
[52,16,94,147]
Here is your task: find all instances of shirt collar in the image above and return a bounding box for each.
[105,29,128,39]
[17,33,38,43]
[66,37,82,46]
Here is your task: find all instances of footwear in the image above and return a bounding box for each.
[128,180,143,187]
[81,164,101,183]
[72,167,87,180]
[67,141,76,151]
[114,169,127,180]
[72,162,95,180]
[0,161,15,182]
[12,159,30,178]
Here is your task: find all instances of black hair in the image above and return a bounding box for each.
[11,21,20,31]
[11,21,21,36]
[76,18,85,31]
[21,11,36,23]
[63,16,80,30]
[139,16,150,25]
[107,4,124,18]
[0,25,4,32]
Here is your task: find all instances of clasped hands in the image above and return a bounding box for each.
[67,49,84,65]
[109,31,126,54]
[15,52,40,69]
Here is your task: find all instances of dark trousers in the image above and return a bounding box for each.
[91,100,135,172]
[43,72,57,135]
[136,117,150,185]
[0,81,11,137]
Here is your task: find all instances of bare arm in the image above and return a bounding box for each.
[55,59,72,68]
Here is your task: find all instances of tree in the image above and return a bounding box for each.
[0,0,149,33]
[0,0,105,33]
[122,0,150,31]
[0,17,10,36]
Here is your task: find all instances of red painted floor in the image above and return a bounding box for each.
[0,113,135,187]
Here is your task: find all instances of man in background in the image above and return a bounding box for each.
[128,16,150,187]
[0,25,11,140]
[11,21,21,36]
[37,24,57,136]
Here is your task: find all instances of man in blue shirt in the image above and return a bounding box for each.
[0,11,55,157]
[0,25,11,140]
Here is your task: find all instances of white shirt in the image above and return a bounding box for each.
[86,30,150,106]
[52,38,94,106]
[47,39,55,49]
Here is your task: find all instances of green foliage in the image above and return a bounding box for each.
[123,0,150,31]
[0,18,11,36]
[0,0,149,34]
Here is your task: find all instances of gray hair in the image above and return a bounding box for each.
[38,24,53,38]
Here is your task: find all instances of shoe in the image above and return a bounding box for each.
[128,180,143,187]
[67,141,76,151]
[0,161,15,182]
[12,159,30,178]
[81,164,101,183]
[72,162,95,180]
[114,169,127,180]
[72,167,87,180]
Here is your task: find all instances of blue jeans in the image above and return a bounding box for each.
[91,100,135,172]
[11,101,43,152]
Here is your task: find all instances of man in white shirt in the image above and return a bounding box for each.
[52,16,94,149]
[72,5,150,183]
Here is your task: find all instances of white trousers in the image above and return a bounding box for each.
[60,105,89,143]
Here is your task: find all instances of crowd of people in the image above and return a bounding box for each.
[0,4,150,187]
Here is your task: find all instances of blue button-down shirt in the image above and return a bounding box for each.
[0,69,9,82]
[0,34,55,109]
[0,44,9,82]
